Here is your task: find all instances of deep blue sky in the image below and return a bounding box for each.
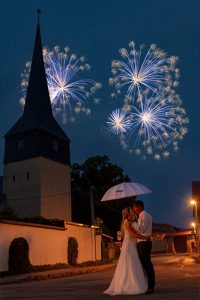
[0,0,200,227]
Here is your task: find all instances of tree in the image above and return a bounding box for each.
[71,155,135,238]
[0,206,18,220]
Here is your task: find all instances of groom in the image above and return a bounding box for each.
[132,200,155,294]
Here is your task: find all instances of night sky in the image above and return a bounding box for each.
[0,0,200,228]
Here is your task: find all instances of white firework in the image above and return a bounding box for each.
[107,109,132,135]
[119,91,189,160]
[20,46,102,123]
[110,41,179,102]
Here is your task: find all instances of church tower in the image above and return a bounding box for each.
[3,14,71,220]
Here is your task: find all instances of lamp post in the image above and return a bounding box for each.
[190,199,199,252]
[190,199,198,218]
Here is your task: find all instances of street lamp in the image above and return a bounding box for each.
[190,199,198,222]
[190,199,198,220]
[190,199,199,251]
[191,222,196,233]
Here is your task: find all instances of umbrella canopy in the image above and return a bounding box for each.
[101,182,151,202]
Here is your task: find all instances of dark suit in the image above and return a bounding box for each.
[137,240,155,289]
[133,210,155,290]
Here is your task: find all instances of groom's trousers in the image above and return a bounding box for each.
[137,241,155,289]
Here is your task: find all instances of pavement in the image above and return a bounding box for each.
[0,253,197,285]
[151,253,197,265]
[1,254,200,300]
[0,262,117,285]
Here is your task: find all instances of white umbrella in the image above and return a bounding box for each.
[101,182,151,202]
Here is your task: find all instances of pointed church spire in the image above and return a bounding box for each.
[37,8,41,24]
[23,10,53,117]
[4,12,71,166]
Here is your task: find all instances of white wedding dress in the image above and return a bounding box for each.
[104,220,148,295]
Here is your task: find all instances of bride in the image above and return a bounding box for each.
[103,206,148,295]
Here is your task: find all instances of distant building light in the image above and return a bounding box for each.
[117,231,122,241]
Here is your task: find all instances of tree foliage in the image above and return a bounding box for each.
[71,155,135,238]
[0,206,18,220]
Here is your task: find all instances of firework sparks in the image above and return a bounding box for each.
[118,91,189,160]
[109,41,179,102]
[107,41,188,160]
[20,46,102,123]
[107,109,132,135]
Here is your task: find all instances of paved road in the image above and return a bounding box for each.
[1,255,200,300]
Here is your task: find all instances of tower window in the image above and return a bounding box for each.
[52,139,59,151]
[26,172,30,180]
[12,175,15,183]
[18,139,25,151]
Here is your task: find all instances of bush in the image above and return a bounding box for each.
[68,237,78,265]
[9,237,32,273]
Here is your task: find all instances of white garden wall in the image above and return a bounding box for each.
[0,220,101,272]
[65,222,101,263]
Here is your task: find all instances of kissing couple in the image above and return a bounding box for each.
[104,200,155,296]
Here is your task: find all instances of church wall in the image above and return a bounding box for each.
[40,158,71,220]
[3,159,41,216]
[0,221,101,272]
[3,157,71,220]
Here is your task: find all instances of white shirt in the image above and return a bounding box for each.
[133,210,152,241]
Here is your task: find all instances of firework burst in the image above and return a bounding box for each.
[20,46,102,123]
[109,41,179,102]
[107,109,132,135]
[118,91,189,160]
[107,41,188,160]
